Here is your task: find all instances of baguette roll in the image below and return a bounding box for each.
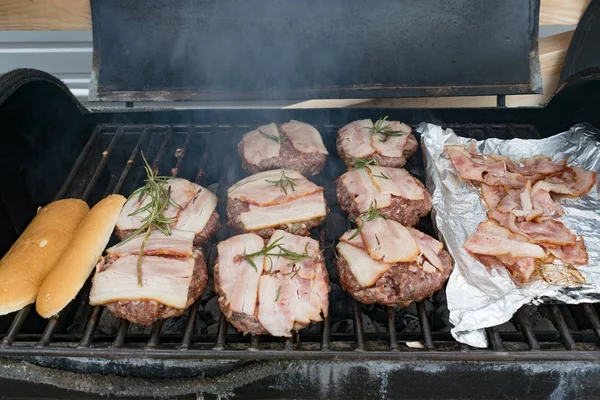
[0,199,89,316]
[36,194,126,318]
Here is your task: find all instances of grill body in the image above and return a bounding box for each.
[1,70,600,397]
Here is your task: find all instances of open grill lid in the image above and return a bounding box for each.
[89,0,542,102]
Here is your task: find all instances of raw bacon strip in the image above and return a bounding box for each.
[481,184,505,210]
[339,168,392,212]
[509,155,567,177]
[520,181,533,211]
[281,120,328,155]
[359,219,419,263]
[497,190,521,212]
[239,192,327,231]
[545,236,588,265]
[445,145,506,182]
[89,254,194,309]
[532,166,596,197]
[408,227,445,271]
[482,171,526,189]
[339,229,365,249]
[216,234,264,315]
[162,178,198,219]
[175,186,218,233]
[264,230,320,274]
[518,218,576,246]
[107,230,194,258]
[257,275,294,337]
[338,119,376,158]
[496,255,536,283]
[464,232,546,259]
[532,189,564,218]
[336,242,391,287]
[367,166,427,201]
[371,121,412,157]
[228,169,322,206]
[241,123,281,166]
[488,210,523,236]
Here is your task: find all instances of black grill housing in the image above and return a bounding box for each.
[1,69,600,397]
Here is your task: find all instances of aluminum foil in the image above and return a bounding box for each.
[418,122,600,348]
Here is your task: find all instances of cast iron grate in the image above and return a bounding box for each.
[1,122,600,361]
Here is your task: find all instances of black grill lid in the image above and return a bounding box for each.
[89,0,542,102]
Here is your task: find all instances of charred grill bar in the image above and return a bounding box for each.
[1,122,600,361]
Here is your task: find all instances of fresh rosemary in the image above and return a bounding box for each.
[372,170,392,180]
[274,285,282,302]
[367,116,407,142]
[241,238,312,275]
[347,156,378,170]
[258,128,279,143]
[265,171,298,195]
[348,201,387,240]
[117,151,181,286]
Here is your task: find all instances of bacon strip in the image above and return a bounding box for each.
[228,169,322,206]
[338,119,375,158]
[281,120,328,155]
[359,219,419,263]
[464,232,546,259]
[241,123,281,166]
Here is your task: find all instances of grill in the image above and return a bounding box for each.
[2,120,600,363]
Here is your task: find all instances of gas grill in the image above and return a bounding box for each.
[2,0,600,398]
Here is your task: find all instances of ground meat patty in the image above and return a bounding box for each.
[104,249,208,326]
[115,210,220,247]
[226,197,326,238]
[337,249,453,307]
[336,131,418,168]
[335,179,431,227]
[238,132,326,176]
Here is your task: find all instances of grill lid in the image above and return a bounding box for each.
[89,0,542,102]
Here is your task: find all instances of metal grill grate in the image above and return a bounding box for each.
[1,122,600,362]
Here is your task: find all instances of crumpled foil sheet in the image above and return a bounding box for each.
[418,122,600,348]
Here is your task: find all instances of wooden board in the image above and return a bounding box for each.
[0,0,589,31]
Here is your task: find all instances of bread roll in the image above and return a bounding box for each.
[0,199,89,316]
[36,194,126,318]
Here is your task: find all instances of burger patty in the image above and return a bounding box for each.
[336,132,419,168]
[104,249,208,326]
[115,210,220,247]
[337,249,453,307]
[336,179,431,227]
[226,197,327,238]
[238,132,326,177]
[214,239,329,336]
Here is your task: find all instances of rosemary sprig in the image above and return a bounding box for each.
[258,128,279,143]
[117,151,181,286]
[265,171,298,195]
[367,116,407,142]
[274,285,282,302]
[348,201,386,240]
[242,237,284,272]
[241,239,312,275]
[347,156,378,170]
[372,171,392,180]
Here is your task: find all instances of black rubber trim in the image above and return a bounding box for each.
[0,68,88,113]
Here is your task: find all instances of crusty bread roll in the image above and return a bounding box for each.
[0,199,89,316]
[36,194,126,318]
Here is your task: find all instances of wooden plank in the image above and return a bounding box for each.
[287,30,574,109]
[0,0,91,30]
[540,0,590,25]
[0,0,589,30]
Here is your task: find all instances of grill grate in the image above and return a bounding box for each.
[1,122,600,362]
